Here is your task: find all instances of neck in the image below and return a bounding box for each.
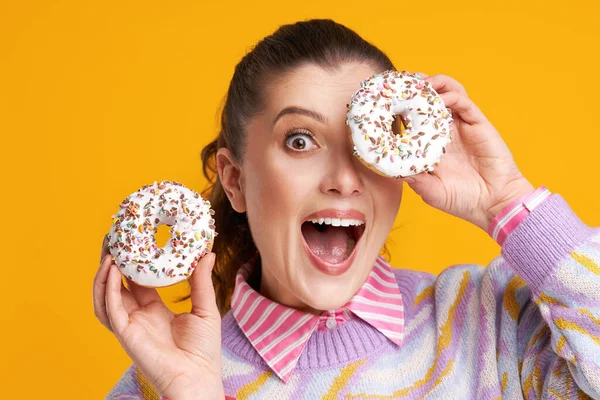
[255,259,325,315]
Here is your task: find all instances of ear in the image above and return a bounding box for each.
[216,147,246,213]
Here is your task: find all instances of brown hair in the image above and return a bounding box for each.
[186,19,395,316]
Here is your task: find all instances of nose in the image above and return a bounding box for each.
[319,147,364,197]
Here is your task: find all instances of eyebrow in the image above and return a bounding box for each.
[273,106,328,126]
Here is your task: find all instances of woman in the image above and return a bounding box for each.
[94,19,600,399]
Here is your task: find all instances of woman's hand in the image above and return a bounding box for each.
[401,73,534,232]
[93,236,224,400]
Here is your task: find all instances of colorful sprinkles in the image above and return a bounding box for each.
[346,70,453,178]
[106,180,216,288]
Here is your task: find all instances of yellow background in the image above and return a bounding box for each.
[1,0,599,397]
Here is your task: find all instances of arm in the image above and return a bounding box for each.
[401,73,598,398]
[106,364,229,400]
[106,364,156,399]
[501,194,600,398]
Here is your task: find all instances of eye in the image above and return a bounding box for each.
[285,129,318,152]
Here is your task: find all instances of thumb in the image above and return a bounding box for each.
[190,252,219,319]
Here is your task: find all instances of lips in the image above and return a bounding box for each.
[300,209,366,276]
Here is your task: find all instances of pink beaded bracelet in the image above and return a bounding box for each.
[488,186,552,246]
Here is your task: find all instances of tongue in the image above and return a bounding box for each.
[301,223,355,264]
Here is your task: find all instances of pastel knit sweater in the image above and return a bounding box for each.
[107,194,600,399]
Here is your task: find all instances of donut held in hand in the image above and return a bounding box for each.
[106,180,216,288]
[346,70,453,178]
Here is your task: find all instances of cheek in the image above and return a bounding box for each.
[242,142,317,228]
[374,179,403,219]
[388,182,404,207]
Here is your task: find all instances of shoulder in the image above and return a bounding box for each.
[397,255,519,288]
[389,256,529,310]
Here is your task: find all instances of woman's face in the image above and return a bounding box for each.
[220,62,403,313]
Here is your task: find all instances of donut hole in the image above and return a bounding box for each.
[154,224,172,248]
[391,115,406,137]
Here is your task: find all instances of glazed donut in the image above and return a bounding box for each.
[106,180,216,288]
[346,70,453,178]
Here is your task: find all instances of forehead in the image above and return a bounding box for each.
[264,62,379,117]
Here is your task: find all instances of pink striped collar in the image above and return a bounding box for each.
[230,255,405,382]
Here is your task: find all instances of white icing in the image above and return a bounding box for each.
[346,70,453,178]
[107,180,215,288]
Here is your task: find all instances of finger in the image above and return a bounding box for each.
[94,255,139,332]
[127,279,161,307]
[100,233,110,264]
[190,253,219,319]
[119,278,140,315]
[93,253,114,331]
[425,74,468,96]
[106,263,137,335]
[439,91,486,125]
[415,71,429,79]
[400,170,445,200]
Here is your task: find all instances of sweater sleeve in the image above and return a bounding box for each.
[106,363,163,399]
[500,194,600,398]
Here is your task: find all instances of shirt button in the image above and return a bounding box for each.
[326,318,337,329]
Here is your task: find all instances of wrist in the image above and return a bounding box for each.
[483,179,535,232]
[162,375,224,400]
[488,185,552,245]
[165,387,224,400]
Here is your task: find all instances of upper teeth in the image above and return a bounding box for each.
[309,218,364,227]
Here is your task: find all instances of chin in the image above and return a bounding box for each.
[295,250,368,312]
[302,285,356,311]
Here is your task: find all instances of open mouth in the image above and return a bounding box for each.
[301,218,366,265]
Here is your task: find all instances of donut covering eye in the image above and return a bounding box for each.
[346,70,453,178]
[106,180,216,288]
